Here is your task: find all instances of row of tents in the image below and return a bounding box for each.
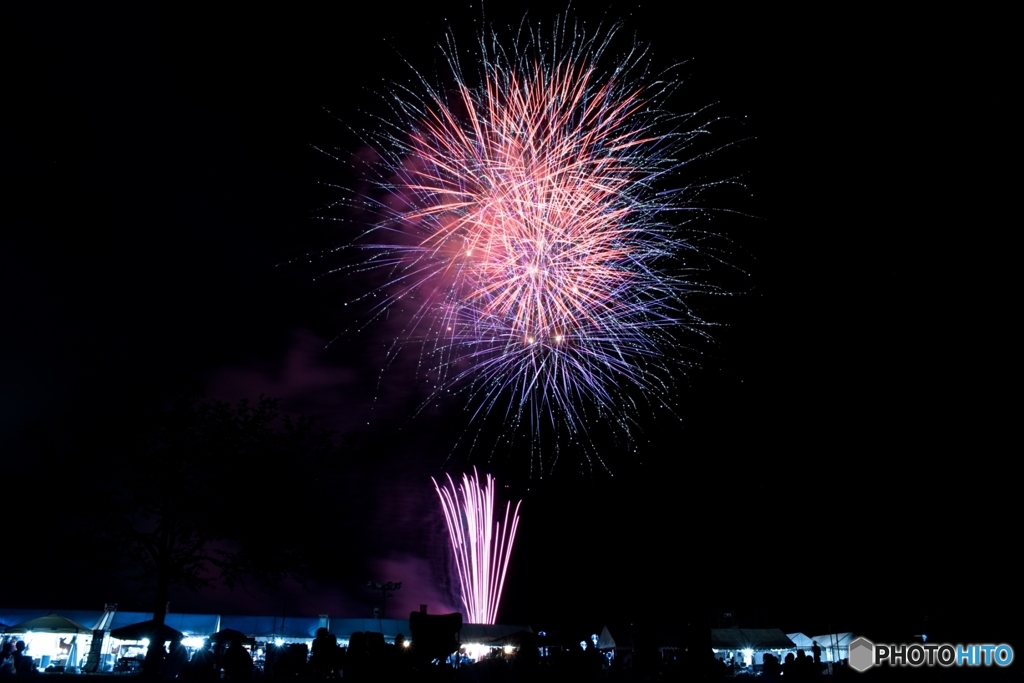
[594,626,855,663]
[3,610,855,665]
[2,609,535,673]
[709,629,853,663]
[1,614,257,646]
[0,610,412,643]
[1,609,533,649]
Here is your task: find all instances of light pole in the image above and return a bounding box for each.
[367,581,402,619]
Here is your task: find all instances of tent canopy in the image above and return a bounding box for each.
[786,633,816,649]
[0,611,43,630]
[109,619,184,643]
[0,611,104,632]
[163,613,220,635]
[107,612,154,631]
[55,611,103,631]
[220,615,322,639]
[5,614,95,634]
[598,625,630,650]
[711,629,796,651]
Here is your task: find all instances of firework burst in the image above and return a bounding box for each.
[433,468,521,625]
[322,16,742,472]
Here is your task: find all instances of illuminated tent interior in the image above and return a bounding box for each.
[3,614,97,672]
[711,628,797,667]
[784,631,854,662]
[455,623,534,661]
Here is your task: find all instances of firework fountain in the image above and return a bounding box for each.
[328,15,742,470]
[433,468,521,624]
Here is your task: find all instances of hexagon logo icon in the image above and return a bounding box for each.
[849,637,874,672]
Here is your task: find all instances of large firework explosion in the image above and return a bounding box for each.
[433,468,521,625]
[324,16,742,473]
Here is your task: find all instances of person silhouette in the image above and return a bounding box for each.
[222,642,253,680]
[13,642,36,675]
[0,643,15,676]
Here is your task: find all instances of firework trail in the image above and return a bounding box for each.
[433,468,521,624]
[323,15,742,471]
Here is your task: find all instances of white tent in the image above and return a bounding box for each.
[810,633,854,662]
[785,633,816,650]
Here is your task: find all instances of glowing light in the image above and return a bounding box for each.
[433,468,521,625]
[334,15,739,468]
[463,643,489,661]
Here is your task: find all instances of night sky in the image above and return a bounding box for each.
[2,2,1015,650]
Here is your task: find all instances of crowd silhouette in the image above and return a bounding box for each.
[1,629,870,682]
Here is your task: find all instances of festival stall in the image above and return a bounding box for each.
[456,623,533,662]
[4,614,98,672]
[711,629,797,670]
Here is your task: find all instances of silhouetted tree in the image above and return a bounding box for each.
[95,394,344,676]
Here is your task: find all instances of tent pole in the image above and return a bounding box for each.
[828,622,836,669]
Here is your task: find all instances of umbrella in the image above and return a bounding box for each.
[109,620,184,643]
[209,629,255,647]
[5,614,94,634]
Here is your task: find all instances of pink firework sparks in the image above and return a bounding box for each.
[433,468,521,624]
[326,16,742,470]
